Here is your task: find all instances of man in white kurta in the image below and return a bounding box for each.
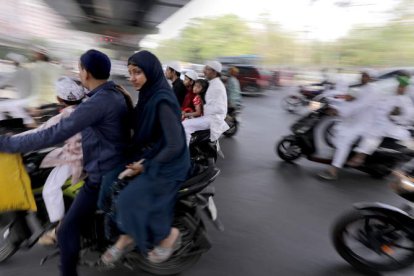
[319,71,377,180]
[347,75,414,166]
[182,61,229,145]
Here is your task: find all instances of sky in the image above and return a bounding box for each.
[140,0,400,48]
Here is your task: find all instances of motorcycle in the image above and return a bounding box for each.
[223,106,241,138]
[281,81,334,113]
[275,102,411,178]
[332,163,414,274]
[189,130,222,165]
[0,149,223,275]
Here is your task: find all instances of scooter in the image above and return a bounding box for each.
[275,103,411,178]
[332,163,414,274]
[281,81,334,113]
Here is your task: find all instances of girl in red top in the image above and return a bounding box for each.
[182,79,208,120]
[181,70,198,115]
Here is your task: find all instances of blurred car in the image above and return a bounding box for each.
[223,64,270,95]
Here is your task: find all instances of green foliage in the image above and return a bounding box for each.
[152,2,414,67]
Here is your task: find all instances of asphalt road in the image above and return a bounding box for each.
[1,86,413,276]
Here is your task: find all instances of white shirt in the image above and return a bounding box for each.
[204,77,227,117]
[204,77,229,140]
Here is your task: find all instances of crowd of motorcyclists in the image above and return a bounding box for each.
[312,70,414,180]
[3,44,414,275]
[0,47,243,276]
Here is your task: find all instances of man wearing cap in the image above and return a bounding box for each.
[0,49,132,276]
[319,70,378,180]
[28,46,63,107]
[165,61,187,106]
[347,73,414,167]
[182,60,229,145]
[226,66,242,108]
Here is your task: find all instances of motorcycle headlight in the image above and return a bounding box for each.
[391,172,414,193]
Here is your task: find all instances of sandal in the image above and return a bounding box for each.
[38,228,57,246]
[100,243,135,266]
[318,170,338,180]
[148,233,182,264]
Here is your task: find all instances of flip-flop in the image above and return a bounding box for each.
[318,170,338,180]
[148,233,182,264]
[100,243,135,267]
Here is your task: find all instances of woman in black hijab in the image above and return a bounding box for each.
[101,50,191,264]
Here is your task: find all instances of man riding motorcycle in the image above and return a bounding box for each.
[347,73,414,167]
[318,70,377,180]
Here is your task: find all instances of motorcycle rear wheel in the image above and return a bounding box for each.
[332,209,414,273]
[126,215,205,275]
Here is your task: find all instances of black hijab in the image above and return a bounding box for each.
[127,50,180,158]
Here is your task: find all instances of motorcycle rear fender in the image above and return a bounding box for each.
[354,202,414,228]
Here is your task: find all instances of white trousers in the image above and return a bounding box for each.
[42,164,72,222]
[332,129,361,168]
[355,127,412,155]
[182,116,211,146]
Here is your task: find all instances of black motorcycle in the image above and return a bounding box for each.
[0,148,223,275]
[275,103,411,178]
[332,163,414,274]
[223,106,241,138]
[190,129,222,165]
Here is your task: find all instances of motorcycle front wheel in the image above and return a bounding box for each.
[276,137,302,162]
[0,212,24,263]
[332,209,414,274]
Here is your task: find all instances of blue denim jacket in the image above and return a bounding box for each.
[0,81,131,183]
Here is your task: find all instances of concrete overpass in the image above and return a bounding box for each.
[43,0,192,51]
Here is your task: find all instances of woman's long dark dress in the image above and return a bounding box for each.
[116,51,191,252]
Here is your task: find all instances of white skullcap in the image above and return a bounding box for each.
[55,77,85,101]
[5,53,27,64]
[205,60,222,73]
[166,61,182,73]
[184,69,198,81]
